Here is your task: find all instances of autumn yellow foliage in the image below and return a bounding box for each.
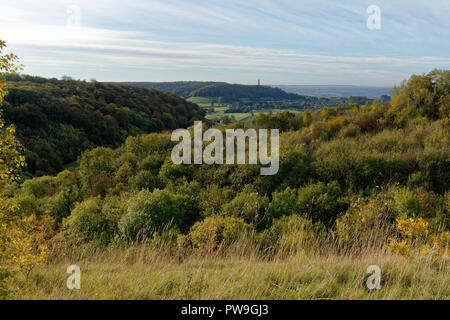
[1,40,48,297]
[387,218,449,259]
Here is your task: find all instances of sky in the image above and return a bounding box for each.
[1,0,450,85]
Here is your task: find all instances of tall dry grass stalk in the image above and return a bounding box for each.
[8,220,449,300]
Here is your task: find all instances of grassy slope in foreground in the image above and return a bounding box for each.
[11,246,449,299]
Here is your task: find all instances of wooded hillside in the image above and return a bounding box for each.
[2,75,204,175]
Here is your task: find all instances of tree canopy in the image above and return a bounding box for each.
[2,74,205,175]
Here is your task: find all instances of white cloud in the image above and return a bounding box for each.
[10,35,450,84]
[1,0,449,84]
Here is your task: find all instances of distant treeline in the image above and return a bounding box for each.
[111,81,299,100]
[2,75,204,175]
[111,81,225,98]
[223,96,384,113]
[111,81,385,108]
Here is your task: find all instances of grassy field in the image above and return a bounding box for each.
[9,245,449,300]
[188,95,303,122]
[204,106,228,120]
[204,106,253,122]
[270,109,302,115]
[206,113,252,122]
[205,107,302,122]
[187,96,216,106]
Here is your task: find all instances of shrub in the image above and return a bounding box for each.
[130,170,163,191]
[12,193,42,216]
[211,165,233,187]
[335,197,394,252]
[297,181,348,225]
[417,148,450,193]
[79,147,115,195]
[387,218,428,257]
[393,188,423,219]
[101,194,128,218]
[354,110,378,132]
[314,141,412,190]
[267,187,297,220]
[43,189,78,222]
[158,161,194,183]
[230,164,260,191]
[312,143,355,187]
[370,130,401,152]
[198,184,235,218]
[352,154,411,190]
[422,231,450,257]
[166,180,202,229]
[277,149,310,189]
[19,175,58,198]
[188,216,252,252]
[310,121,328,141]
[119,189,184,241]
[221,191,269,228]
[139,154,164,174]
[89,172,113,197]
[0,214,49,296]
[387,216,449,258]
[148,228,187,255]
[65,198,117,243]
[114,162,135,185]
[124,134,174,159]
[338,123,360,138]
[258,215,324,254]
[327,116,349,138]
[253,148,309,195]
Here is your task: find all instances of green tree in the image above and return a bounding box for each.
[267,187,297,219]
[297,181,349,225]
[390,70,450,121]
[119,189,184,241]
[221,190,270,228]
[188,216,251,252]
[1,40,47,296]
[65,198,117,243]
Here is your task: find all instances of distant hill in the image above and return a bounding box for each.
[2,75,204,175]
[190,83,300,101]
[111,81,383,108]
[112,81,224,98]
[275,85,392,99]
[111,81,299,101]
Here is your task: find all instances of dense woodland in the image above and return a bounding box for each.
[113,81,226,98]
[2,75,204,175]
[7,70,449,255]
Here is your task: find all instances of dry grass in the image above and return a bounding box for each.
[9,243,449,300]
